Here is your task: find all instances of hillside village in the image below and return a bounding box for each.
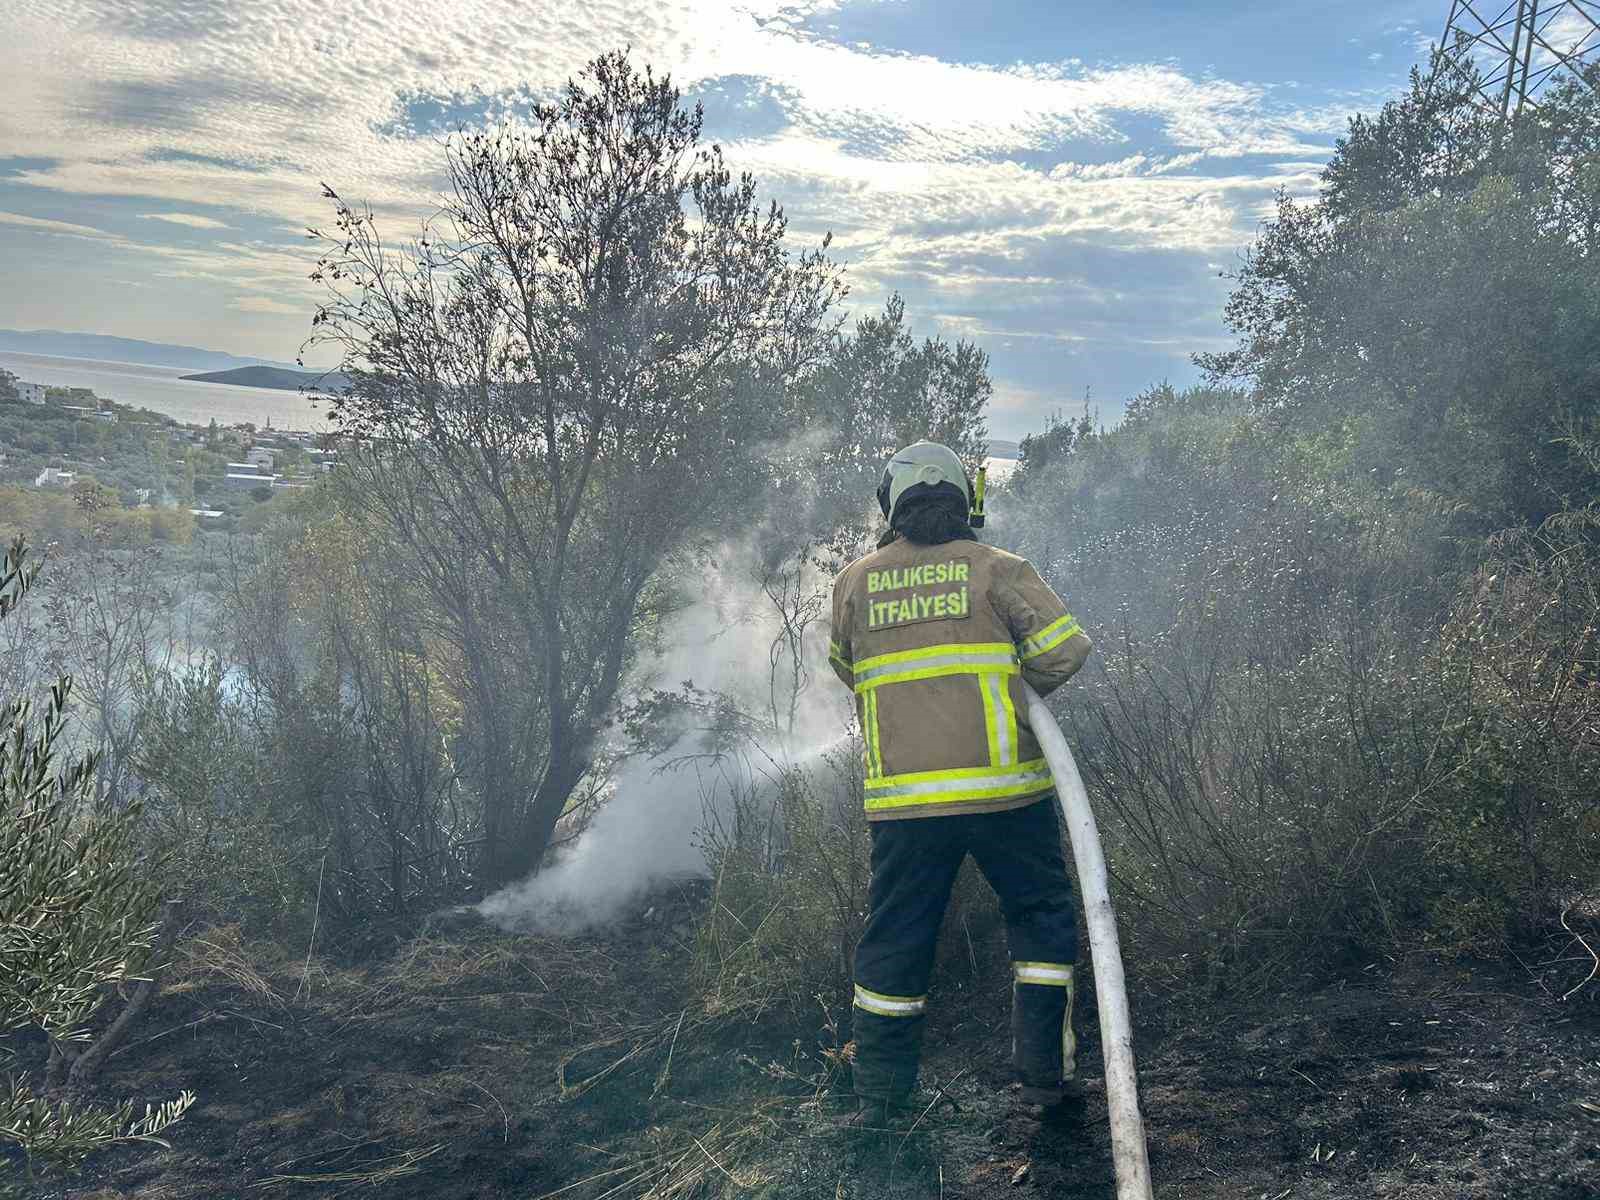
[0,366,341,534]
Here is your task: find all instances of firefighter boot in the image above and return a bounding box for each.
[1019,1074,1088,1121]
[833,1097,912,1132]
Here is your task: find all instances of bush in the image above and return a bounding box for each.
[1003,383,1484,990]
[1419,520,1600,952]
[693,746,870,1023]
[0,538,192,1193]
[132,659,317,934]
[1063,603,1452,993]
[1004,393,1600,994]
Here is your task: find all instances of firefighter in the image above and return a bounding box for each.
[828,440,1092,1128]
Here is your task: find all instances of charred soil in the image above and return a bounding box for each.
[39,890,1600,1200]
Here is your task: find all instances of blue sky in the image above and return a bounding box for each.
[0,0,1448,437]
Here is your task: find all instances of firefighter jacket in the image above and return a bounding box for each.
[828,535,1090,820]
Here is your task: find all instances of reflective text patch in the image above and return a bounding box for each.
[865,558,971,630]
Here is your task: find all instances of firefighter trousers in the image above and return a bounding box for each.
[851,796,1078,1104]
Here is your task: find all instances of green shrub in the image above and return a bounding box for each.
[693,745,870,1025]
[131,660,320,935]
[0,538,192,1193]
[1419,525,1600,952]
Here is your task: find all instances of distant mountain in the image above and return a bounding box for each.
[0,329,303,373]
[987,439,1021,460]
[180,365,350,393]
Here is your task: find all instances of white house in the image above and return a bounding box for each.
[224,471,276,490]
[17,382,47,405]
[34,467,75,488]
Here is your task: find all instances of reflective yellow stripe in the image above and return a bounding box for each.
[979,671,1016,767]
[863,760,1053,811]
[1014,961,1074,986]
[857,660,1018,692]
[864,759,1049,788]
[862,690,883,779]
[867,783,1047,811]
[982,673,1002,767]
[830,639,852,674]
[854,641,1016,671]
[852,640,1018,692]
[853,984,926,1017]
[1019,615,1083,661]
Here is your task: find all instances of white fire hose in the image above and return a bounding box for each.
[1024,681,1154,1200]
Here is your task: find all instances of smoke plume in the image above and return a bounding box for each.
[477,536,854,935]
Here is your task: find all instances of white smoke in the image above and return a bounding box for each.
[477,535,856,935]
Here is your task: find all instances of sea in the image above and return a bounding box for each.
[0,352,336,431]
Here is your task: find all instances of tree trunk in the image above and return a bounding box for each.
[500,737,589,885]
[60,902,181,1092]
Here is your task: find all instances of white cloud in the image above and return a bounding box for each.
[0,210,121,240]
[1536,9,1600,70]
[139,212,230,229]
[2,1,1340,222]
[230,295,305,315]
[0,0,1375,425]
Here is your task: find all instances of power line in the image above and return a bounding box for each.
[1437,0,1600,118]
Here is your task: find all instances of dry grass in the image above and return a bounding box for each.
[169,924,288,1007]
[329,931,629,1042]
[534,1103,787,1200]
[254,1141,446,1191]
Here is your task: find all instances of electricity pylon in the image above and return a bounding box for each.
[1437,0,1600,118]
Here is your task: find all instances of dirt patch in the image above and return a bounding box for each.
[39,899,1600,1200]
[940,966,1599,1200]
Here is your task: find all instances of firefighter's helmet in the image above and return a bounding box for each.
[876,441,985,528]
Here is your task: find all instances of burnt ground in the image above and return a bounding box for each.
[27,887,1600,1200]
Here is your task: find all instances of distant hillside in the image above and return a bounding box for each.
[987,439,1021,460]
[0,329,304,373]
[180,366,350,393]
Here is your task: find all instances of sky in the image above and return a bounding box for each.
[0,0,1452,437]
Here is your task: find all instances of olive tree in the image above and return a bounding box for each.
[0,538,191,1192]
[307,50,845,883]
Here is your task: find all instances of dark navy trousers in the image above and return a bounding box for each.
[851,796,1079,1103]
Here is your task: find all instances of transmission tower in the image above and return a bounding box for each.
[1437,0,1600,118]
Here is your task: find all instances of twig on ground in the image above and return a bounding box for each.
[1290,1066,1325,1093]
[108,1011,224,1060]
[295,854,327,1004]
[464,1078,510,1143]
[926,1067,969,1114]
[255,1142,444,1189]
[690,1132,737,1184]
[654,1007,688,1098]
[1560,899,1599,1002]
[900,1066,971,1147]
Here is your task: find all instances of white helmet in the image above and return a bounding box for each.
[876,441,983,527]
